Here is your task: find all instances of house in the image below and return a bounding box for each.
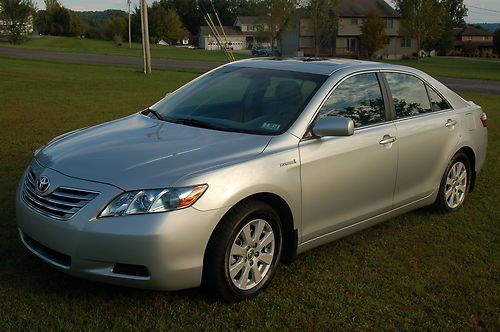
[282,0,418,59]
[199,17,271,51]
[234,16,271,47]
[452,26,494,57]
[198,26,246,51]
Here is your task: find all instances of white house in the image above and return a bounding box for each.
[199,25,246,51]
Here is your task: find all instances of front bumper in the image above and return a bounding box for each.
[16,162,229,291]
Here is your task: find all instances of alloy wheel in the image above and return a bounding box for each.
[228,219,275,291]
[445,161,467,209]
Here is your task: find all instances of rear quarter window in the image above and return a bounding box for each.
[426,85,452,112]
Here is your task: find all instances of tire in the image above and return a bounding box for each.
[202,199,282,302]
[434,152,471,213]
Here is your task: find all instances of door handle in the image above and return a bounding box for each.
[445,119,457,127]
[379,135,397,145]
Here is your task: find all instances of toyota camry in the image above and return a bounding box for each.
[16,58,488,302]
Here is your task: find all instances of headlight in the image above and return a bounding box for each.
[99,185,208,218]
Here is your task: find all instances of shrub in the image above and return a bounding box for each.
[113,34,122,46]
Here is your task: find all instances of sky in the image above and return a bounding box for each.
[33,0,500,24]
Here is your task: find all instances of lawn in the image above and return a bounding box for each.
[0,35,246,62]
[3,36,500,81]
[384,57,500,81]
[0,57,498,330]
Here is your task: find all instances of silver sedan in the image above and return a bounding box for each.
[16,59,488,302]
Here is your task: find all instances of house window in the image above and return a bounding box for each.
[467,36,472,40]
[386,18,393,29]
[385,37,391,45]
[351,18,358,25]
[400,37,411,48]
[248,25,254,31]
[347,38,357,51]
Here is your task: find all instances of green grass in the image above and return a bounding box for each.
[3,36,500,81]
[0,57,499,330]
[383,57,500,81]
[0,35,246,62]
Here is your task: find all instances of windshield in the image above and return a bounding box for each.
[150,66,328,135]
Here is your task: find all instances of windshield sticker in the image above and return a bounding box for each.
[261,122,281,131]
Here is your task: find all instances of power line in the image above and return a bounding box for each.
[467,9,500,19]
[465,4,500,14]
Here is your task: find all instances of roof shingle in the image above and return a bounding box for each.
[200,26,243,37]
[337,0,400,18]
[453,26,493,37]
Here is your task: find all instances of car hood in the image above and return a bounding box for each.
[36,114,272,190]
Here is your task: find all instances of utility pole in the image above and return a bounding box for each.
[127,0,131,49]
[140,0,152,74]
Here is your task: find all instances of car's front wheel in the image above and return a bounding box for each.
[435,152,471,212]
[203,200,282,302]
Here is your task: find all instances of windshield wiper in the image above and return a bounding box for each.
[171,117,230,131]
[144,108,164,121]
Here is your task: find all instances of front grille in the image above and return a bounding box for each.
[21,231,71,268]
[22,169,99,220]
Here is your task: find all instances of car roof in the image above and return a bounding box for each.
[228,58,398,76]
[226,57,470,118]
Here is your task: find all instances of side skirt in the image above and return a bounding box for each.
[296,192,436,254]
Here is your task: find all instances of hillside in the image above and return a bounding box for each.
[76,10,127,29]
[473,23,500,32]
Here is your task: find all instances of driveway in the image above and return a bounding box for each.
[433,76,500,95]
[1,47,499,94]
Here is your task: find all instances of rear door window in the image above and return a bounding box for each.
[384,73,432,118]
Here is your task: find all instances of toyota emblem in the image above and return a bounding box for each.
[37,176,50,193]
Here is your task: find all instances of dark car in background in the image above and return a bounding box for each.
[251,45,280,57]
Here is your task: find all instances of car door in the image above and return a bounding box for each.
[299,72,398,242]
[382,72,461,207]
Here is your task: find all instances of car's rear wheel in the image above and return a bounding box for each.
[435,152,471,212]
[203,200,282,302]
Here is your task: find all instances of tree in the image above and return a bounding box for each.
[359,10,385,58]
[435,0,467,54]
[158,0,201,36]
[0,0,35,44]
[35,0,84,36]
[307,0,338,57]
[494,28,500,55]
[394,0,444,61]
[442,0,467,27]
[104,15,127,43]
[162,9,188,41]
[148,2,187,42]
[260,0,298,54]
[419,0,444,54]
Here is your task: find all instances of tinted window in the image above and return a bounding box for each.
[151,67,327,135]
[318,73,385,127]
[426,85,451,111]
[385,73,431,118]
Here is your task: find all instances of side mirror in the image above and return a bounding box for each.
[311,116,354,137]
